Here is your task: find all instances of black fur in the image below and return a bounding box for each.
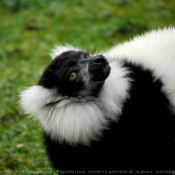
[43,60,175,174]
[38,51,110,97]
[38,51,88,96]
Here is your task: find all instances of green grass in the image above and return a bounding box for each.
[0,0,175,174]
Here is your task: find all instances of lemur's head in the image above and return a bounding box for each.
[38,46,111,104]
[20,46,113,145]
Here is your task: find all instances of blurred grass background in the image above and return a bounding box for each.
[0,0,175,174]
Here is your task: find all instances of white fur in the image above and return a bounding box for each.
[104,27,175,109]
[19,61,130,145]
[50,45,81,59]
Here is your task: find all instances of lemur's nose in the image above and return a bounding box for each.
[92,55,108,66]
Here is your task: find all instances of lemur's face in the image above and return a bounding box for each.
[38,50,111,103]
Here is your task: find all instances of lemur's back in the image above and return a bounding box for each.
[104,27,175,108]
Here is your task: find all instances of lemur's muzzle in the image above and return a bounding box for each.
[88,55,111,81]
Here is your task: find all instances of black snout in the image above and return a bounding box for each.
[88,54,111,81]
[91,55,108,67]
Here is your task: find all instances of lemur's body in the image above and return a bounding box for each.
[20,28,175,173]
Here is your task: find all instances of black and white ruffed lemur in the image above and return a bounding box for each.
[20,27,175,174]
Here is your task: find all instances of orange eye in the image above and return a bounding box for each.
[69,72,77,81]
[85,55,90,58]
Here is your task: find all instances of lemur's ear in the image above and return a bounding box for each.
[50,45,81,59]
